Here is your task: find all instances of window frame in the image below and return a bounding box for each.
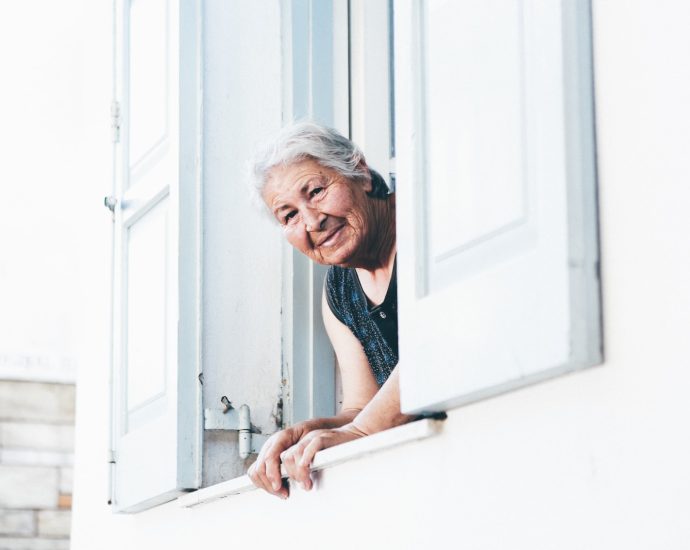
[108,0,603,511]
[279,0,351,426]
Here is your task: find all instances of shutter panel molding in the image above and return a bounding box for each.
[394,0,602,414]
[110,0,202,512]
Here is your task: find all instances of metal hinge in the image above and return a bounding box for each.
[204,398,271,459]
[107,449,116,506]
[104,195,117,215]
[388,157,396,192]
[111,100,121,143]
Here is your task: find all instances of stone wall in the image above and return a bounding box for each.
[0,381,74,550]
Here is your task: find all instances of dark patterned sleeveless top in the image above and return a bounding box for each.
[324,261,398,386]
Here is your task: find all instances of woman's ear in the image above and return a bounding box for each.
[356,160,373,192]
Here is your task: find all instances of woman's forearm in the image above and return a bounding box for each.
[276,367,416,492]
[297,408,360,435]
[348,367,416,436]
[297,367,414,439]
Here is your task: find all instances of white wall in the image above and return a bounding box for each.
[0,0,90,384]
[71,1,690,548]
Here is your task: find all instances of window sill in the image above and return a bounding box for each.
[178,417,444,508]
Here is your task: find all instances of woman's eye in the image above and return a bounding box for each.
[309,187,323,198]
[284,210,297,224]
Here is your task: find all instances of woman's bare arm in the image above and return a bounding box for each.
[278,365,414,491]
[277,290,415,491]
[248,287,382,498]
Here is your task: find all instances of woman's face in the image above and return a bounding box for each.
[262,159,373,267]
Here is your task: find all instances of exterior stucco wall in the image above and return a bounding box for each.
[71,1,690,548]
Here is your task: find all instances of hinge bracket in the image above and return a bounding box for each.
[204,401,271,458]
[110,100,121,143]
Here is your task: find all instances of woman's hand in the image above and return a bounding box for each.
[280,368,415,493]
[247,425,304,499]
[280,424,367,491]
[248,412,359,499]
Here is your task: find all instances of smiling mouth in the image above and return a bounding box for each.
[317,225,345,248]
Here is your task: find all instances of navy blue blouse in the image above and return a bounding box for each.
[324,261,398,386]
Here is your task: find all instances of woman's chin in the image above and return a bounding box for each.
[311,246,355,268]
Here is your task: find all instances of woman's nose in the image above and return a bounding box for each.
[303,209,326,232]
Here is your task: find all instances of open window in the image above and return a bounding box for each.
[282,0,397,424]
[108,0,601,512]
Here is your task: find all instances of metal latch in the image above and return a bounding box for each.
[104,196,117,213]
[204,397,271,459]
[111,100,120,143]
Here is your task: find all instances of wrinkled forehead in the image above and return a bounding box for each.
[262,159,331,206]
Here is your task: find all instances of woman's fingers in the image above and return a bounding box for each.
[291,428,365,489]
[260,462,287,499]
[247,461,269,492]
[248,459,271,493]
[280,445,307,489]
[250,457,288,499]
[279,447,298,482]
[248,434,294,499]
[280,431,329,490]
[296,436,326,490]
[264,453,284,493]
[251,426,365,496]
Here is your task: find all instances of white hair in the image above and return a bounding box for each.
[248,121,370,205]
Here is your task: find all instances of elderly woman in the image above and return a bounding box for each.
[247,122,413,499]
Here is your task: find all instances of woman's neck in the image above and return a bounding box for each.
[352,194,396,286]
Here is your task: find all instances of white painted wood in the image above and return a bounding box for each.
[349,0,393,177]
[111,0,201,512]
[198,1,284,486]
[125,199,168,415]
[127,0,168,177]
[178,417,443,508]
[425,1,525,264]
[395,0,601,414]
[331,0,350,135]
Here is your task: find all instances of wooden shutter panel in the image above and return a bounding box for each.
[111,0,201,512]
[394,0,602,413]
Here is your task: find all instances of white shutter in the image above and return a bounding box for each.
[349,0,393,177]
[111,0,201,512]
[394,0,601,413]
